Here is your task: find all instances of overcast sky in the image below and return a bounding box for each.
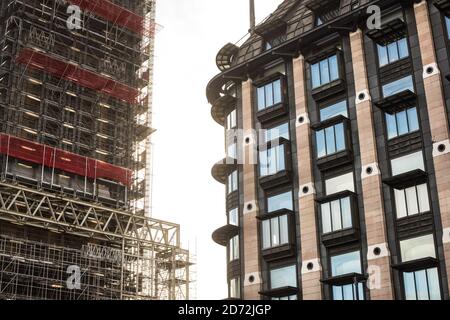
[152,0,283,300]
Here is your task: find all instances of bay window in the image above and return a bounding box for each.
[262,214,289,249]
[259,144,286,177]
[316,122,346,158]
[377,37,409,67]
[394,183,430,219]
[382,75,414,97]
[229,235,239,262]
[391,151,424,176]
[330,251,364,300]
[386,107,419,140]
[269,265,297,300]
[267,191,293,213]
[321,196,352,234]
[399,234,441,300]
[257,79,282,111]
[311,55,339,88]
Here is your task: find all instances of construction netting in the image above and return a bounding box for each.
[15,48,139,104]
[0,133,132,186]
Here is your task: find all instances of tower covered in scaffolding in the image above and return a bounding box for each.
[0,0,193,300]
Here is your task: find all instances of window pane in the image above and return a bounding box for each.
[386,113,398,140]
[331,199,342,231]
[417,184,430,213]
[316,130,326,158]
[262,220,271,249]
[326,172,355,195]
[331,251,362,276]
[279,215,289,245]
[342,284,354,300]
[447,17,450,40]
[341,197,352,229]
[387,41,399,62]
[320,100,348,121]
[427,268,441,300]
[398,38,409,59]
[378,45,389,67]
[400,234,436,262]
[257,87,265,111]
[270,265,297,289]
[396,110,409,136]
[407,107,419,132]
[395,189,408,219]
[265,83,274,107]
[265,123,289,143]
[329,55,339,81]
[267,191,293,213]
[405,186,419,216]
[333,286,343,300]
[325,126,336,155]
[382,76,414,97]
[311,63,321,88]
[273,79,282,104]
[229,208,238,226]
[391,151,424,176]
[277,145,285,172]
[335,123,345,152]
[259,150,268,176]
[404,271,417,300]
[320,59,330,85]
[321,203,332,234]
[271,218,280,247]
[415,270,429,300]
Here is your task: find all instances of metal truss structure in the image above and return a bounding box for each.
[0,0,194,300]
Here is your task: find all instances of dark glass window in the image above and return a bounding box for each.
[377,38,409,67]
[385,107,419,140]
[446,16,450,40]
[320,100,348,121]
[311,55,339,88]
[257,79,282,111]
[316,123,346,158]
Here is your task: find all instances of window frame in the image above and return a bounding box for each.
[228,235,239,262]
[258,140,290,178]
[384,106,420,140]
[310,54,341,89]
[393,183,431,219]
[255,75,285,112]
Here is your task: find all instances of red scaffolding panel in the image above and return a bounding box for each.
[0,134,132,186]
[15,48,139,104]
[67,0,146,35]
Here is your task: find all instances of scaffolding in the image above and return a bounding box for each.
[0,0,193,300]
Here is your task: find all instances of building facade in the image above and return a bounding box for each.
[209,0,450,300]
[0,0,192,300]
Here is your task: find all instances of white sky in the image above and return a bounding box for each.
[152,0,283,300]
